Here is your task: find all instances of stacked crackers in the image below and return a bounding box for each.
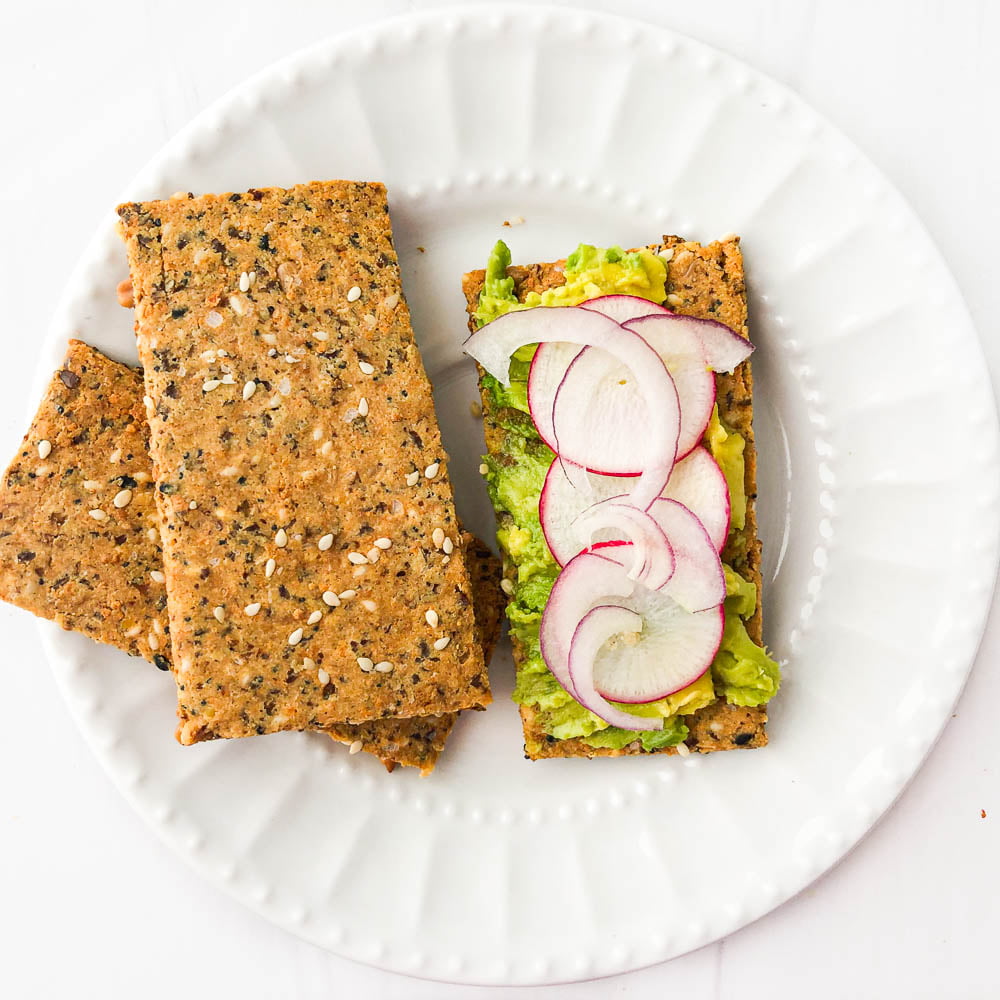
[0,181,496,774]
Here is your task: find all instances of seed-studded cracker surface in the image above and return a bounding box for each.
[118,181,490,743]
[328,532,504,774]
[463,236,768,759]
[0,340,170,662]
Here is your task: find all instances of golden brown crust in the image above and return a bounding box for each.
[0,341,170,663]
[464,236,767,759]
[118,181,490,743]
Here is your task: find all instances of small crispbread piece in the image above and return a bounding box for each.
[119,181,490,743]
[464,236,767,758]
[0,340,170,662]
[328,533,504,774]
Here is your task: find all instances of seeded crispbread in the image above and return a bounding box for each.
[118,181,490,743]
[463,236,768,758]
[0,341,502,769]
[0,340,171,661]
[328,533,504,774]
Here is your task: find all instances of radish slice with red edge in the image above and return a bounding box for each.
[579,293,670,325]
[465,306,680,509]
[538,549,636,698]
[567,605,663,731]
[629,311,754,374]
[643,500,725,612]
[526,343,583,447]
[540,446,730,564]
[570,500,676,591]
[550,547,724,704]
[553,318,715,468]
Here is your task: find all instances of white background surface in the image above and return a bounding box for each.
[1,1,997,997]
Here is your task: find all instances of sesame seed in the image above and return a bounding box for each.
[264,558,276,578]
[343,407,359,422]
[189,501,197,509]
[361,599,377,612]
[243,380,257,400]
[501,578,514,595]
[358,361,375,375]
[405,470,420,487]
[203,379,222,392]
[347,552,368,565]
[147,527,158,542]
[666,293,683,307]
[357,656,373,672]
[352,565,368,578]
[362,313,377,329]
[322,591,340,607]
[88,509,108,522]
[676,741,691,757]
[262,333,277,345]
[479,463,489,475]
[433,636,451,651]
[221,373,236,385]
[424,462,440,479]
[244,603,261,616]
[284,355,299,365]
[213,606,226,623]
[248,271,256,286]
[287,628,303,646]
[442,536,454,555]
[339,589,357,600]
[469,401,482,418]
[83,480,100,490]
[229,294,247,316]
[124,624,142,638]
[384,292,400,309]
[349,740,363,755]
[220,467,240,477]
[269,394,282,408]
[425,609,439,627]
[205,310,223,328]
[148,633,159,650]
[314,329,329,342]
[201,350,217,362]
[150,570,166,584]
[366,547,380,563]
[432,527,445,549]
[37,440,52,459]
[658,248,675,263]
[109,449,122,464]
[239,271,250,292]
[113,489,133,508]
[317,667,330,685]
[346,285,362,302]
[357,397,369,417]
[317,533,334,551]
[274,528,288,547]
[442,555,450,565]
[374,661,393,673]
[142,395,154,411]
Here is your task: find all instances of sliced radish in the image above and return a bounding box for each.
[553,548,723,704]
[570,501,676,591]
[644,499,725,612]
[540,446,730,563]
[553,319,714,467]
[538,550,635,698]
[579,293,670,325]
[629,312,754,374]
[527,343,583,447]
[465,306,681,508]
[567,605,663,731]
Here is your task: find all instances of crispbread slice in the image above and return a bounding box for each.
[119,181,490,742]
[327,533,504,774]
[0,340,170,662]
[0,341,501,770]
[463,236,768,758]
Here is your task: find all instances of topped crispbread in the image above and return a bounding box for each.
[118,181,490,743]
[464,236,769,758]
[0,339,170,663]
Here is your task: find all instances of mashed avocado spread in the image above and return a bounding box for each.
[476,240,779,747]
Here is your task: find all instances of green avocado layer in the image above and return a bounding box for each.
[476,240,779,747]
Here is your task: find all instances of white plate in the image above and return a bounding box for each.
[41,5,1000,986]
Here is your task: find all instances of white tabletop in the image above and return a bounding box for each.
[2,1,998,997]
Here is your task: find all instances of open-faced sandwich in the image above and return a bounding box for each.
[463,238,780,759]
